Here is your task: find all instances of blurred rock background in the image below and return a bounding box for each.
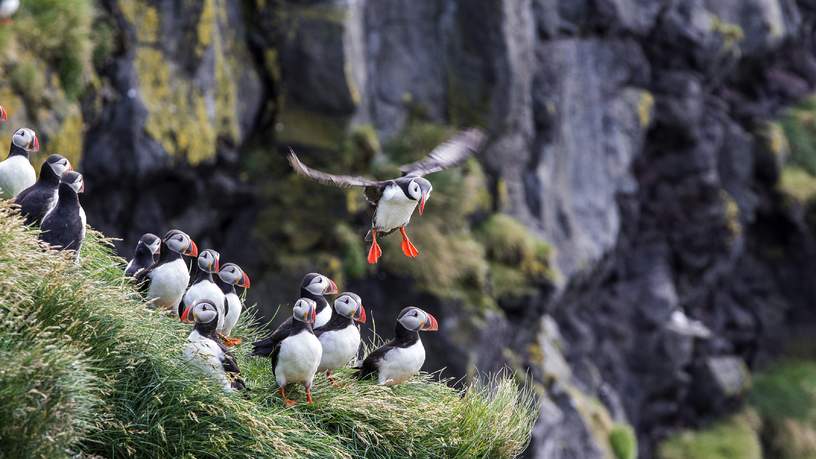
[5,0,816,457]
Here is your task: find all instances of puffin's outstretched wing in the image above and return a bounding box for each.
[399,129,486,177]
[250,318,293,357]
[288,149,385,189]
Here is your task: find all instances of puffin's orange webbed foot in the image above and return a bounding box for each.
[280,387,296,407]
[399,227,419,258]
[327,371,340,387]
[306,387,314,404]
[220,335,242,347]
[367,230,382,264]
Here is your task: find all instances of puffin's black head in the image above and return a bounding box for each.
[292,298,317,324]
[163,229,198,257]
[402,177,432,215]
[60,171,84,194]
[44,154,71,179]
[218,262,250,288]
[197,249,220,273]
[333,292,366,323]
[139,233,161,256]
[11,127,39,152]
[301,272,338,296]
[396,306,438,332]
[0,106,7,123]
[185,300,219,332]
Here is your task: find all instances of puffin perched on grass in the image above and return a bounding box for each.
[315,292,366,386]
[15,154,72,226]
[39,171,85,262]
[0,128,39,199]
[124,233,161,278]
[358,306,438,386]
[270,298,322,406]
[287,129,485,264]
[251,272,338,357]
[137,229,198,310]
[216,262,251,338]
[183,300,246,392]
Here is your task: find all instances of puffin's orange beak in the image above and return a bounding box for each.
[418,192,428,216]
[326,279,338,295]
[180,305,193,323]
[31,135,40,152]
[79,181,85,193]
[421,313,438,331]
[310,307,317,324]
[214,259,220,272]
[354,305,367,324]
[0,106,7,122]
[240,272,251,289]
[184,240,199,257]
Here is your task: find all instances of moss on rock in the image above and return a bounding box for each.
[609,424,638,459]
[658,410,762,459]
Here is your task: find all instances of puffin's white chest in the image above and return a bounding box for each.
[275,330,322,386]
[377,339,425,385]
[318,324,360,371]
[0,0,20,18]
[183,280,226,330]
[315,304,332,328]
[374,185,418,232]
[221,293,242,336]
[183,330,231,391]
[147,258,190,309]
[0,155,35,199]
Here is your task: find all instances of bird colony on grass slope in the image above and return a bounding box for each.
[0,102,486,405]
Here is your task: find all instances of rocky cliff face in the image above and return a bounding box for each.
[5,0,816,457]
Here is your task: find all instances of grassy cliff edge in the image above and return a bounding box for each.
[0,202,536,458]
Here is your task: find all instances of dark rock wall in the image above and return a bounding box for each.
[7,0,813,457]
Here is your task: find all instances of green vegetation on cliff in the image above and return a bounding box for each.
[0,202,536,458]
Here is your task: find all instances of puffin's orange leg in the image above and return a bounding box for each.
[327,370,339,387]
[399,227,419,258]
[306,385,314,404]
[367,229,382,264]
[280,386,296,407]
[219,333,242,347]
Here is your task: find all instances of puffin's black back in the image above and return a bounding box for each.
[358,322,419,379]
[125,242,155,277]
[39,183,83,251]
[16,161,61,226]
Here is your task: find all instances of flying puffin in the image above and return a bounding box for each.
[182,300,246,392]
[216,262,251,339]
[15,154,72,226]
[251,272,338,357]
[358,306,438,385]
[0,128,39,199]
[136,229,198,310]
[287,129,485,264]
[39,171,86,261]
[269,298,322,406]
[315,292,366,386]
[124,233,161,278]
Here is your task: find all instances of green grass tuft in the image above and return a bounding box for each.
[609,423,637,459]
[0,202,536,458]
[657,410,762,459]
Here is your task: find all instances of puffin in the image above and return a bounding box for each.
[182,300,246,392]
[315,292,366,386]
[179,249,224,323]
[358,306,438,385]
[0,0,19,23]
[124,233,161,278]
[270,298,322,406]
[216,262,251,338]
[39,171,85,261]
[251,272,338,357]
[287,128,486,264]
[15,154,72,226]
[0,128,39,199]
[137,229,198,310]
